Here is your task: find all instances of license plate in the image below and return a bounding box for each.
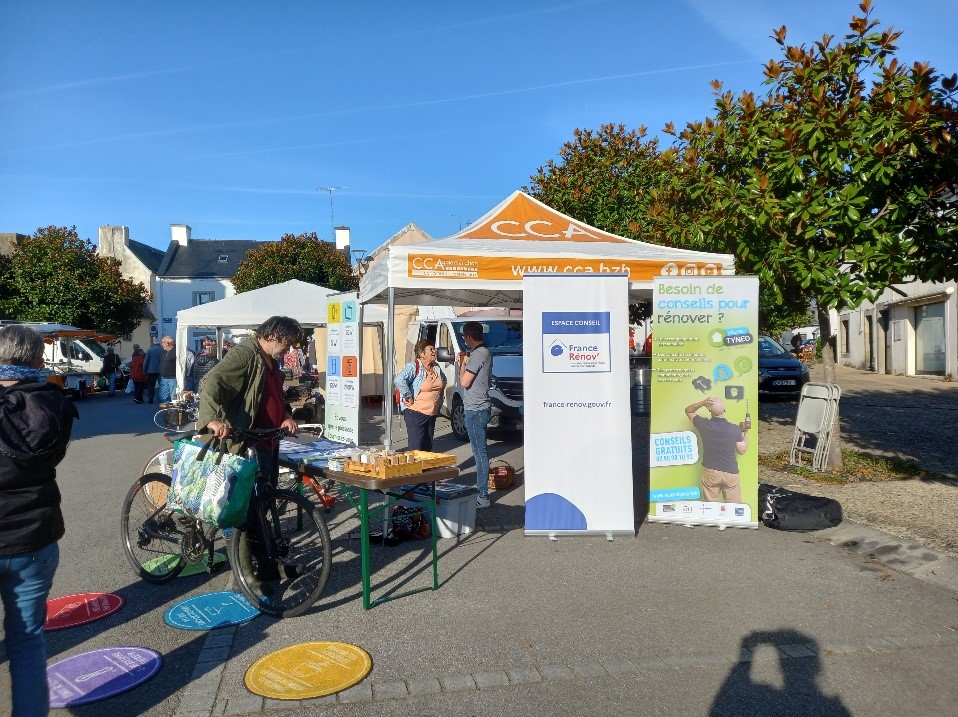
[772,379,796,386]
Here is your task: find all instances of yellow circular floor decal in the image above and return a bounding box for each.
[245,642,372,700]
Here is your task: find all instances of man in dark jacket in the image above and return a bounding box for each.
[143,340,165,404]
[0,324,78,717]
[100,345,122,396]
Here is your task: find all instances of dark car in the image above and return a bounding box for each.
[758,335,809,398]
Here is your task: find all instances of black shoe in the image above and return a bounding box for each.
[133,399,142,404]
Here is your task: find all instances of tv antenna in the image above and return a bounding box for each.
[316,185,349,237]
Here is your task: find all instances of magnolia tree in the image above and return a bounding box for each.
[232,232,357,294]
[669,0,957,466]
[672,0,957,377]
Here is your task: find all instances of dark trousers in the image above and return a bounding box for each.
[402,409,437,451]
[133,380,147,402]
[146,373,159,403]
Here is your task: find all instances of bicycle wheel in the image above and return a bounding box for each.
[228,489,331,618]
[120,472,186,583]
[141,447,174,477]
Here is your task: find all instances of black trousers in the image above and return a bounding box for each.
[402,409,437,451]
[146,373,159,402]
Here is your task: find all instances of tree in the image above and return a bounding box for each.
[527,124,812,331]
[671,0,958,466]
[232,232,358,294]
[0,226,151,335]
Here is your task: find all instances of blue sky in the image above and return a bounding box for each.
[1,1,954,257]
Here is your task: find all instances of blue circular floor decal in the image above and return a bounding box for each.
[47,647,162,708]
[164,590,259,630]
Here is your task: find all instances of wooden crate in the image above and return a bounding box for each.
[403,451,458,470]
[342,459,423,479]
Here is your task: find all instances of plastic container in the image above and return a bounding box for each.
[405,482,478,538]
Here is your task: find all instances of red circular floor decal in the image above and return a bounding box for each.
[45,592,125,631]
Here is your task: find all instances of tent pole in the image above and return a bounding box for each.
[383,287,395,450]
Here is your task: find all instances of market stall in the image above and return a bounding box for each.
[174,279,392,395]
[359,190,736,444]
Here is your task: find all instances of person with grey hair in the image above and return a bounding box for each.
[198,315,301,463]
[0,325,79,716]
[198,316,300,589]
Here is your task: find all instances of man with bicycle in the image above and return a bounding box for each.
[198,316,301,586]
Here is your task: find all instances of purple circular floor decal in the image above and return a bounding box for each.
[47,647,162,708]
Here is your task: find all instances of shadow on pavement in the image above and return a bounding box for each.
[709,629,851,717]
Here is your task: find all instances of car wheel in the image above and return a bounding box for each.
[451,396,469,441]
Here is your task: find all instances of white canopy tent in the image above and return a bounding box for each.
[359,191,736,447]
[174,279,390,391]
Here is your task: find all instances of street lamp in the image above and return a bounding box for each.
[316,185,349,238]
[351,249,372,277]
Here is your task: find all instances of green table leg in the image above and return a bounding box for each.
[359,488,371,610]
[430,485,439,590]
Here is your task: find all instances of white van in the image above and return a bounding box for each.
[14,323,110,398]
[409,317,524,440]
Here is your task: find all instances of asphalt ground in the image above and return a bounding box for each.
[0,376,956,717]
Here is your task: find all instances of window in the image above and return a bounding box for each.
[840,319,850,356]
[193,291,215,306]
[438,323,453,355]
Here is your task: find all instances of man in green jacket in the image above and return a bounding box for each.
[198,315,301,478]
[198,316,302,589]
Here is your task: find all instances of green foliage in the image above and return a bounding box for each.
[232,232,358,294]
[672,0,958,367]
[0,226,151,335]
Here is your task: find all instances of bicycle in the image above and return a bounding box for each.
[120,426,332,618]
[139,394,200,476]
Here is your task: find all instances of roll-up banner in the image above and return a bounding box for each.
[523,274,634,537]
[324,292,362,445]
[648,276,759,528]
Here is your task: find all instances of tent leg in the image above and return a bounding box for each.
[383,287,395,450]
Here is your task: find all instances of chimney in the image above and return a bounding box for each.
[97,225,129,257]
[335,226,350,253]
[335,225,351,263]
[171,224,192,246]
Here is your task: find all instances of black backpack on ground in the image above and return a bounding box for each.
[758,483,843,531]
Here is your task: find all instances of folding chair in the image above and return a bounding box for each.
[789,383,840,471]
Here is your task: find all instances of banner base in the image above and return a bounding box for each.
[524,529,636,540]
[647,516,758,530]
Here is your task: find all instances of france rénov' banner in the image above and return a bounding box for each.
[523,274,634,536]
[324,292,361,446]
[648,276,759,528]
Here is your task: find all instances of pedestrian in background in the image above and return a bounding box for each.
[182,346,197,392]
[129,344,147,404]
[456,321,493,508]
[143,339,164,404]
[192,339,219,390]
[0,325,79,717]
[395,340,447,451]
[157,336,178,402]
[100,346,122,396]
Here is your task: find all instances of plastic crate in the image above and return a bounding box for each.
[406,482,478,538]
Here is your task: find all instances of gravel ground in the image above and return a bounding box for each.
[757,363,958,557]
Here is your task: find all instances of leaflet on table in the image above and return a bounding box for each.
[279,439,351,454]
[278,439,354,465]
